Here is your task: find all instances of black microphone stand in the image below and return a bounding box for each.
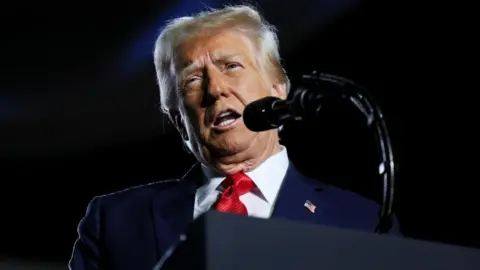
[296,72,396,234]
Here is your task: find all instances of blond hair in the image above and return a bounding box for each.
[153,5,290,113]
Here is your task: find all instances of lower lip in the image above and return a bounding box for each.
[212,117,241,131]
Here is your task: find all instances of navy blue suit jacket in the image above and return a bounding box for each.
[69,162,400,270]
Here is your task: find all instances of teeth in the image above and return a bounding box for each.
[214,110,238,128]
[218,111,232,118]
[217,118,236,127]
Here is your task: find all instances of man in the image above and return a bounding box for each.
[69,5,400,270]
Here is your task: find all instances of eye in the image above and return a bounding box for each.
[226,63,241,70]
[185,76,201,86]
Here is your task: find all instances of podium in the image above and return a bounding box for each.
[156,212,480,270]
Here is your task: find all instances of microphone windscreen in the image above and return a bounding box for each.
[243,96,281,132]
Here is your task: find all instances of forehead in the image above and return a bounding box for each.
[175,30,256,68]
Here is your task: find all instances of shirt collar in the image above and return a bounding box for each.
[200,146,289,204]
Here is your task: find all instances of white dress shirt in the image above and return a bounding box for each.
[193,146,289,219]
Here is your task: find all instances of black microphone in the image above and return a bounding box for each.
[243,87,335,132]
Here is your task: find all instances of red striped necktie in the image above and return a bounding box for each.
[215,172,256,215]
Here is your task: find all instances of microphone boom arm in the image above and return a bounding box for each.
[299,73,396,234]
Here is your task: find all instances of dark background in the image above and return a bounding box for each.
[1,0,476,265]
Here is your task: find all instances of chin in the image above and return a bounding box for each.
[212,143,248,157]
[208,135,253,157]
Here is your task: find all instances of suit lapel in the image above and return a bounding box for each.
[150,163,201,256]
[271,162,326,224]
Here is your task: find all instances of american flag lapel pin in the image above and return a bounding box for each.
[304,200,316,213]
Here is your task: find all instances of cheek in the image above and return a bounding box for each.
[182,105,205,131]
[183,92,203,108]
[234,75,270,100]
[268,87,280,98]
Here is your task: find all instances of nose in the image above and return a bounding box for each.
[205,68,229,100]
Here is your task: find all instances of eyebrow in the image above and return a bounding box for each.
[180,53,242,77]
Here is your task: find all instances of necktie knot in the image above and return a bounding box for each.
[222,171,256,196]
[215,172,255,215]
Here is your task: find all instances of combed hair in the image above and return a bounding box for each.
[153,4,290,113]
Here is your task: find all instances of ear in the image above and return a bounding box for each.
[270,82,287,100]
[168,110,189,141]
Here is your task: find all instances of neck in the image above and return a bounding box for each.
[209,134,281,175]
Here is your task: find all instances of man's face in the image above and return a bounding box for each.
[173,30,286,168]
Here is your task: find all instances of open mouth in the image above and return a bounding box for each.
[212,109,241,130]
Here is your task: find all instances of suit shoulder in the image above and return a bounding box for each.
[322,184,380,214]
[93,179,182,207]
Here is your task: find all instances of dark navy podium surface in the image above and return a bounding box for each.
[156,212,480,270]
